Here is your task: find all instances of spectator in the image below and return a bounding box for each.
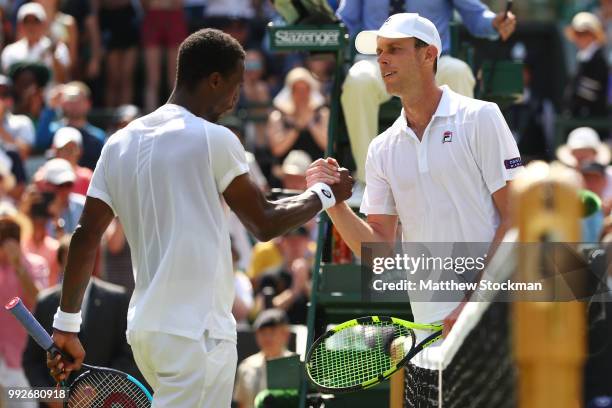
[23,236,145,407]
[21,186,60,285]
[202,0,254,46]
[0,74,34,159]
[558,126,612,212]
[141,0,188,112]
[0,150,16,207]
[35,0,79,77]
[247,226,313,287]
[556,127,610,168]
[50,126,92,195]
[240,50,271,150]
[249,227,313,324]
[233,309,294,408]
[232,241,254,324]
[1,3,70,83]
[109,104,141,134]
[60,0,103,81]
[267,67,328,163]
[0,214,49,408]
[8,62,49,124]
[564,12,609,119]
[281,150,311,191]
[97,0,139,106]
[37,158,84,237]
[47,81,105,170]
[102,219,134,293]
[337,1,516,188]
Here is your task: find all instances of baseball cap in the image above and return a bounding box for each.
[355,13,442,58]
[253,308,289,331]
[42,158,76,185]
[17,3,47,22]
[53,127,82,149]
[282,150,312,176]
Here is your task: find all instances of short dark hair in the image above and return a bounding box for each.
[0,217,21,243]
[175,28,246,88]
[414,38,438,74]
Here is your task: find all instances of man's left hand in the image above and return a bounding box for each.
[442,301,467,338]
[492,11,517,41]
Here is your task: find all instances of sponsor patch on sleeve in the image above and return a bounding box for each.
[504,157,523,169]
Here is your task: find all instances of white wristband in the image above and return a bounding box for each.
[53,308,82,333]
[308,182,336,211]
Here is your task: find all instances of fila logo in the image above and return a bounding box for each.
[442,131,453,143]
[322,189,332,198]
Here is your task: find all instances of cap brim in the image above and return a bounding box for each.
[48,173,76,185]
[355,30,410,55]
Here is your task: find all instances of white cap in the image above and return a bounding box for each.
[53,127,82,149]
[17,3,47,22]
[282,150,312,176]
[556,127,611,167]
[355,13,442,58]
[42,158,76,185]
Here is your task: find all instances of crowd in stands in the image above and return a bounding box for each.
[0,0,610,407]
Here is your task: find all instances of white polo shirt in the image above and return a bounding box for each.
[360,86,522,323]
[87,104,249,343]
[1,37,70,73]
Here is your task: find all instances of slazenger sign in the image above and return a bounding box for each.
[274,30,341,48]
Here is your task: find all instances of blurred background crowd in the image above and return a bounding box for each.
[0,0,610,407]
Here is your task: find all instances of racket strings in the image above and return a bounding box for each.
[68,370,150,408]
[309,321,413,389]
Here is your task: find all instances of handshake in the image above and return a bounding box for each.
[306,157,354,208]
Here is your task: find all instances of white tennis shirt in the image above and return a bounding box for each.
[88,104,249,342]
[360,86,522,324]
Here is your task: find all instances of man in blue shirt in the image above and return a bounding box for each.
[337,0,516,188]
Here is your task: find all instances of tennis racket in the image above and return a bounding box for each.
[305,316,442,393]
[5,297,153,408]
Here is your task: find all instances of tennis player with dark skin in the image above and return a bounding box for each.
[47,29,353,388]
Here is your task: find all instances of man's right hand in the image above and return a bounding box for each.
[331,168,354,204]
[47,331,85,383]
[306,158,341,187]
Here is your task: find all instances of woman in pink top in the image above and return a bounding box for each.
[0,215,49,401]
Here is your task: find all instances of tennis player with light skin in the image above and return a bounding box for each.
[46,29,353,406]
[306,14,522,338]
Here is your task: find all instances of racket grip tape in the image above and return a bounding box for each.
[5,297,55,350]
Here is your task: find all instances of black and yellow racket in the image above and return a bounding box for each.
[305,316,442,393]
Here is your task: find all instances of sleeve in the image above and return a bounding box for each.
[15,116,35,146]
[233,363,248,403]
[54,42,71,68]
[471,103,523,194]
[87,142,116,215]
[452,0,498,39]
[359,143,397,216]
[208,127,249,193]
[336,0,363,38]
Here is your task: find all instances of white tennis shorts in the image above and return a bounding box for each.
[128,330,237,408]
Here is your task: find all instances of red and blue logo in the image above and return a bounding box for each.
[442,131,453,143]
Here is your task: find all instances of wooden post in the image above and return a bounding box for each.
[390,368,405,408]
[512,162,586,408]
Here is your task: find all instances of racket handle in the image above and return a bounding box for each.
[5,297,54,351]
[503,0,513,20]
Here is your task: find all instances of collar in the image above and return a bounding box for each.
[395,85,458,135]
[577,43,600,62]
